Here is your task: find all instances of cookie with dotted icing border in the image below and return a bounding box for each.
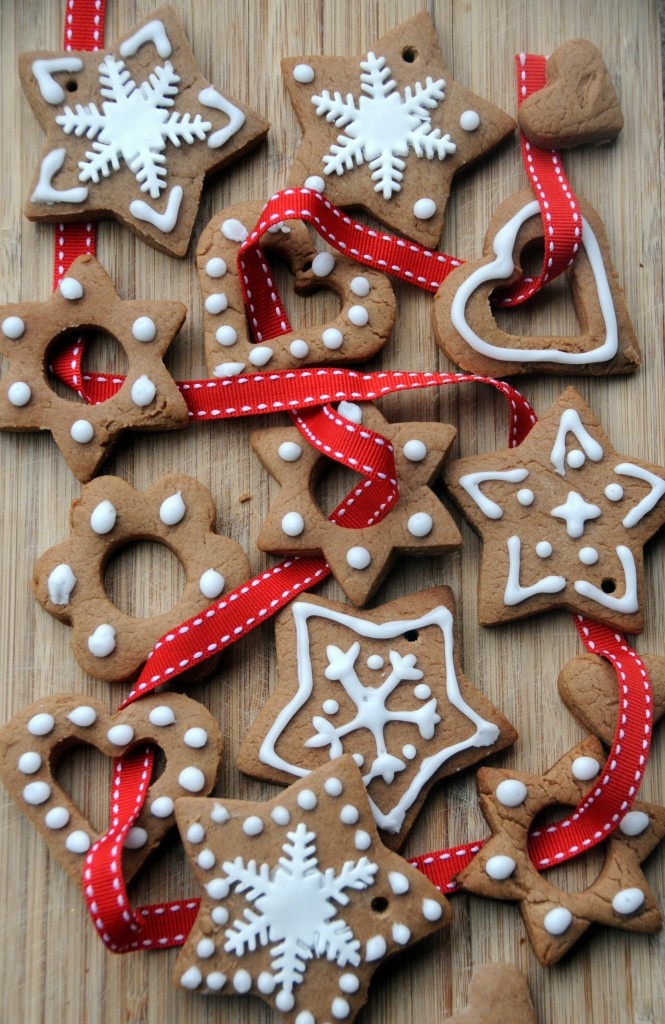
[518,40,624,150]
[237,588,517,851]
[19,5,269,256]
[433,186,640,377]
[0,254,188,481]
[443,386,665,633]
[173,754,450,1019]
[32,473,250,682]
[251,402,462,606]
[197,201,396,377]
[457,737,665,966]
[0,692,222,890]
[443,963,537,1024]
[282,12,515,248]
[558,651,665,747]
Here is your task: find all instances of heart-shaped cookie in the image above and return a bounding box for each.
[518,39,624,150]
[0,693,222,889]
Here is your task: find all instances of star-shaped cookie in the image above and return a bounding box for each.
[0,254,188,480]
[444,386,665,632]
[282,12,515,247]
[457,737,665,965]
[20,5,269,255]
[443,964,537,1024]
[237,588,517,850]
[252,402,462,605]
[173,756,450,1021]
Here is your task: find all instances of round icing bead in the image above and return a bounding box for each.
[293,63,315,83]
[211,906,229,925]
[422,898,443,921]
[571,755,600,781]
[391,923,411,945]
[150,796,175,818]
[495,779,528,807]
[407,512,433,537]
[213,360,245,378]
[70,419,94,443]
[312,251,335,277]
[243,815,264,836]
[567,449,585,468]
[278,441,303,462]
[297,789,317,811]
[124,827,148,849]
[605,483,624,501]
[517,488,534,506]
[354,829,371,850]
[350,276,370,297]
[18,751,42,774]
[204,293,229,315]
[23,780,51,805]
[159,491,186,525]
[337,400,362,423]
[2,316,25,339]
[199,569,225,600]
[205,257,227,278]
[402,743,416,759]
[339,973,360,994]
[131,374,157,407]
[28,713,55,736]
[322,699,339,714]
[233,970,252,994]
[149,705,177,727]
[322,327,343,350]
[196,938,215,959]
[367,655,383,670]
[90,500,117,535]
[365,935,387,961]
[485,855,516,880]
[180,967,203,990]
[346,546,371,570]
[612,887,645,915]
[619,810,650,836]
[215,325,238,347]
[210,803,229,823]
[413,197,437,219]
[206,972,227,991]
[107,724,134,746]
[184,727,208,748]
[536,540,553,559]
[324,777,343,797]
[578,546,599,565]
[67,705,97,727]
[276,990,295,1012]
[44,806,70,829]
[88,624,116,658]
[281,511,305,537]
[59,277,83,300]
[65,830,90,853]
[186,823,205,844]
[7,381,31,407]
[249,346,274,367]
[179,766,206,792]
[131,316,156,342]
[47,563,77,605]
[221,218,248,243]
[206,878,230,899]
[340,804,359,825]
[459,109,481,131]
[197,849,216,870]
[290,338,309,359]
[304,175,325,193]
[403,439,427,462]
[347,304,369,327]
[388,871,410,895]
[414,684,431,699]
[332,997,351,1019]
[543,906,573,934]
[271,805,290,825]
[295,1012,316,1024]
[352,753,364,767]
[257,971,276,994]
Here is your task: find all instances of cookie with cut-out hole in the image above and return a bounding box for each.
[19,5,269,256]
[173,755,450,1018]
[282,12,514,248]
[0,692,222,890]
[457,737,665,966]
[252,402,462,606]
[518,40,624,150]
[443,963,537,1024]
[197,200,396,377]
[0,254,188,481]
[444,386,665,633]
[237,588,517,851]
[558,652,665,747]
[433,187,640,377]
[33,473,250,682]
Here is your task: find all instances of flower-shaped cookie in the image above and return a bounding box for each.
[444,386,665,632]
[0,255,188,481]
[33,474,250,681]
[173,755,450,1020]
[457,737,665,965]
[19,5,269,255]
[252,402,462,605]
[197,201,396,376]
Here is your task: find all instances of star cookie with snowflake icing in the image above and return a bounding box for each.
[237,588,517,850]
[20,5,269,255]
[282,12,515,247]
[173,755,450,1020]
[456,737,665,965]
[444,386,665,633]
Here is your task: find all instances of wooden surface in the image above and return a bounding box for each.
[0,2,664,1022]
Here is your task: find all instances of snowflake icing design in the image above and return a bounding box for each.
[311,51,456,198]
[55,54,211,198]
[222,823,377,996]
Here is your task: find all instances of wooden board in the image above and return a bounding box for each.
[0,1,663,1022]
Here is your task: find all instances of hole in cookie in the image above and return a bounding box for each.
[65,79,78,93]
[104,541,186,618]
[371,896,389,913]
[47,329,129,403]
[601,577,617,594]
[313,459,366,518]
[531,804,605,892]
[403,629,419,642]
[401,47,417,63]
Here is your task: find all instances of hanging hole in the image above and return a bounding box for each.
[404,629,419,642]
[401,47,417,63]
[371,896,389,913]
[65,79,78,93]
[601,578,617,594]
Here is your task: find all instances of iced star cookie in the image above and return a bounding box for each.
[282,12,515,247]
[33,474,250,682]
[0,692,222,889]
[237,589,517,850]
[20,5,269,255]
[0,254,188,481]
[433,187,640,377]
[173,756,450,1019]
[197,201,396,376]
[252,402,462,606]
[443,964,537,1024]
[444,387,665,633]
[457,738,665,965]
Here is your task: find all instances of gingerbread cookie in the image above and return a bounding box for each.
[0,692,222,889]
[197,201,396,376]
[33,474,250,682]
[252,402,462,606]
[237,589,517,850]
[444,386,665,633]
[0,254,188,481]
[443,963,537,1024]
[457,738,665,965]
[20,5,269,256]
[558,652,665,746]
[282,12,515,247]
[433,187,640,377]
[518,40,624,149]
[173,755,450,1019]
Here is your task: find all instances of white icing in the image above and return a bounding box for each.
[59,277,83,300]
[354,829,371,851]
[180,967,203,990]
[339,973,360,993]
[281,512,305,537]
[45,807,70,829]
[350,276,370,297]
[215,326,238,347]
[47,563,77,605]
[205,257,227,278]
[495,779,528,806]
[184,727,208,749]
[32,57,84,104]
[391,922,410,944]
[248,346,274,367]
[367,655,383,671]
[198,86,246,148]
[293,63,315,83]
[124,827,148,849]
[605,482,624,501]
[544,907,573,934]
[271,806,291,826]
[485,855,516,880]
[365,935,387,961]
[186,823,205,844]
[179,767,206,792]
[7,382,32,407]
[196,938,215,959]
[407,512,433,537]
[211,906,229,925]
[23,781,51,805]
[340,804,359,825]
[28,713,54,737]
[148,705,176,727]
[210,804,229,824]
[536,541,553,559]
[67,705,97,727]
[278,441,303,462]
[459,468,530,519]
[402,743,416,759]
[2,316,25,339]
[197,849,216,869]
[459,109,480,131]
[65,830,91,854]
[304,175,325,192]
[571,756,600,781]
[517,488,534,506]
[221,218,248,243]
[322,327,343,349]
[199,569,225,600]
[150,796,174,817]
[132,316,156,342]
[550,409,604,476]
[332,996,351,1019]
[18,752,42,774]
[70,419,94,443]
[403,439,427,462]
[504,536,566,605]
[550,491,601,538]
[213,361,245,377]
[388,871,410,895]
[130,187,183,233]
[107,724,134,746]
[205,293,229,314]
[243,815,264,836]
[346,546,371,569]
[118,19,172,58]
[31,148,89,205]
[614,463,665,527]
[90,500,117,535]
[131,374,157,407]
[567,449,586,469]
[297,789,317,811]
[573,545,639,613]
[414,684,431,699]
[88,623,116,658]
[206,972,227,990]
[422,898,443,921]
[159,491,186,525]
[205,878,229,898]
[312,252,335,277]
[324,777,343,797]
[348,305,369,327]
[290,339,310,358]
[413,197,436,220]
[337,401,363,423]
[619,811,649,836]
[578,546,599,565]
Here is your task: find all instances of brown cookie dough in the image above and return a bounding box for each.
[443,963,537,1024]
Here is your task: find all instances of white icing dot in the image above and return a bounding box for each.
[44,806,70,829]
[403,439,427,462]
[324,777,344,797]
[88,623,116,657]
[485,855,516,880]
[605,483,624,501]
[347,304,369,327]
[148,704,176,728]
[2,316,25,339]
[422,898,443,921]
[354,829,371,850]
[567,449,585,469]
[200,569,225,600]
[337,400,362,423]
[339,973,360,993]
[233,970,252,994]
[543,907,573,934]
[7,382,31,407]
[150,796,175,818]
[388,871,410,895]
[28,713,55,737]
[131,316,156,342]
[571,755,600,781]
[196,938,215,959]
[459,109,481,131]
[205,293,229,315]
[402,743,416,760]
[293,63,315,83]
[536,540,553,559]
[210,803,228,823]
[322,327,343,349]
[180,967,203,990]
[249,346,274,367]
[23,780,51,805]
[312,252,335,277]
[365,935,387,961]
[124,827,148,849]
[206,878,230,899]
[413,197,437,220]
[65,830,90,853]
[186,823,205,844]
[340,804,359,825]
[257,971,276,994]
[352,753,364,767]
[243,815,264,836]
[304,175,325,193]
[496,779,528,806]
[205,257,227,278]
[276,990,295,1012]
[221,218,248,243]
[407,512,433,537]
[295,1013,316,1024]
[350,276,370,297]
[211,906,229,925]
[214,361,246,378]
[70,419,94,443]
[278,441,303,462]
[206,972,227,991]
[612,887,645,915]
[59,277,83,300]
[47,563,77,605]
[579,546,599,566]
[184,727,208,749]
[517,488,534,506]
[619,810,650,836]
[197,848,216,870]
[290,338,309,359]
[322,699,339,715]
[414,683,431,699]
[215,325,238,347]
[367,655,383,670]
[107,724,134,746]
[67,705,97,727]
[391,923,411,945]
[271,806,291,826]
[90,500,117,535]
[179,766,206,792]
[297,789,318,811]
[18,751,42,774]
[159,491,186,526]
[281,511,305,537]
[332,996,351,1019]
[346,546,371,569]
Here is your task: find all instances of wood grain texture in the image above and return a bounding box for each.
[0,2,663,1022]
